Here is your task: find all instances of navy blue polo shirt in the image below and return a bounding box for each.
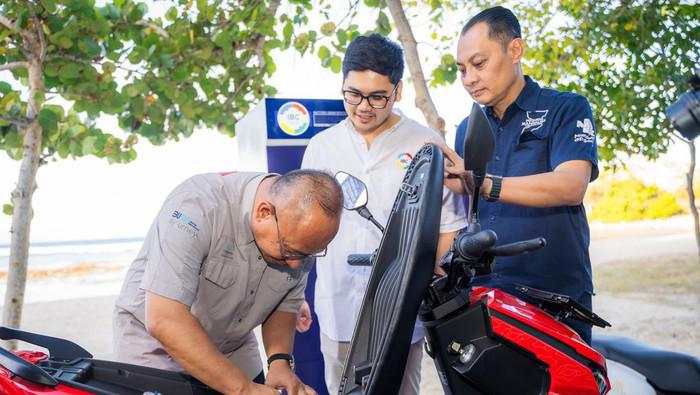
[455,76,598,303]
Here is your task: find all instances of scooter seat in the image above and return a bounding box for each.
[592,334,700,394]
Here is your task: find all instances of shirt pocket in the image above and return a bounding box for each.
[201,257,238,289]
[512,127,550,175]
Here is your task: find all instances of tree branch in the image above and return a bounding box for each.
[0,115,31,127]
[135,20,169,38]
[0,14,16,32]
[385,0,445,134]
[0,61,28,71]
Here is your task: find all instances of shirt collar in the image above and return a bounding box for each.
[513,75,541,111]
[239,173,276,245]
[345,110,406,143]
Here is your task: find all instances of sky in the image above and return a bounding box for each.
[0,3,696,245]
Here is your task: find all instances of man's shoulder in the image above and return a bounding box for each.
[395,116,442,142]
[308,119,348,145]
[538,86,591,109]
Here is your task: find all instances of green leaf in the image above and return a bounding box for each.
[40,0,57,13]
[81,135,97,155]
[376,11,391,35]
[0,81,11,94]
[329,55,342,73]
[78,37,101,57]
[318,45,330,60]
[364,0,380,7]
[165,6,178,21]
[320,21,336,36]
[38,107,59,133]
[2,204,12,216]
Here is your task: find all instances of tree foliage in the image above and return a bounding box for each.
[430,0,699,163]
[0,0,312,164]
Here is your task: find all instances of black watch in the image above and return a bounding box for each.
[267,353,295,371]
[485,175,502,202]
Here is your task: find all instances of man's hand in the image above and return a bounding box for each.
[240,382,281,395]
[296,301,312,333]
[266,360,317,395]
[436,142,474,195]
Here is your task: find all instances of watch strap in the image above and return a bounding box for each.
[486,175,502,202]
[267,353,295,371]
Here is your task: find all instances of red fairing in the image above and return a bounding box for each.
[471,286,611,394]
[0,352,92,395]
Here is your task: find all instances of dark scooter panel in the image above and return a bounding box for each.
[593,334,700,394]
[339,144,444,395]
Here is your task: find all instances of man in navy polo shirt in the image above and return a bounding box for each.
[442,6,599,343]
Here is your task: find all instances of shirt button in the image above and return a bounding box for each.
[498,127,503,132]
[495,155,500,161]
[250,290,254,295]
[238,318,243,323]
[489,215,496,221]
[257,255,262,260]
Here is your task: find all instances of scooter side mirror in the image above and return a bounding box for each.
[463,103,495,175]
[335,171,369,210]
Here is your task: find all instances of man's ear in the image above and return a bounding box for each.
[254,201,274,221]
[395,80,403,102]
[509,38,524,64]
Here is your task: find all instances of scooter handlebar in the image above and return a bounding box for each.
[455,229,498,259]
[487,238,546,257]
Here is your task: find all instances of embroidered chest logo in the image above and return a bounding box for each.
[171,210,200,238]
[396,153,413,170]
[574,118,595,144]
[521,110,549,134]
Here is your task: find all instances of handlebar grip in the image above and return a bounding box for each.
[488,238,546,257]
[347,254,373,266]
[455,230,498,258]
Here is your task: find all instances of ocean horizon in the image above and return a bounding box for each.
[0,237,144,269]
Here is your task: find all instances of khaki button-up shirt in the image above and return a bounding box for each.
[114,172,310,375]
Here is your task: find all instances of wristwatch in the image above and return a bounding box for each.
[485,175,503,202]
[267,353,295,371]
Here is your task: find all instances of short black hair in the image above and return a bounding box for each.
[461,6,521,49]
[270,169,343,218]
[342,33,404,85]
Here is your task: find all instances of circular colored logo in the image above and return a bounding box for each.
[277,101,310,136]
[397,153,413,170]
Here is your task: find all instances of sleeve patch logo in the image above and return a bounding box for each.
[171,210,200,238]
[574,119,595,144]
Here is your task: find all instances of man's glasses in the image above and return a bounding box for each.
[342,84,399,109]
[271,204,327,261]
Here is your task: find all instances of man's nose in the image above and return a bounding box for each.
[357,97,374,111]
[461,69,478,88]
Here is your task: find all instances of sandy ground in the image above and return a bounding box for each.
[3,215,699,394]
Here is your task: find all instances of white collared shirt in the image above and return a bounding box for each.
[301,115,467,342]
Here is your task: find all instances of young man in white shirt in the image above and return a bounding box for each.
[300,33,467,394]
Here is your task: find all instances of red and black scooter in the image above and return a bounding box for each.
[0,102,698,394]
[335,103,699,394]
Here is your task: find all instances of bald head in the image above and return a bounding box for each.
[252,169,342,269]
[270,169,343,220]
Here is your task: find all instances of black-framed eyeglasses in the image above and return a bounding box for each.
[342,83,399,109]
[271,204,327,261]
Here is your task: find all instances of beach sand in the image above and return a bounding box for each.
[2,215,698,393]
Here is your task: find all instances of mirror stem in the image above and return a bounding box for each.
[357,206,386,233]
[470,171,486,223]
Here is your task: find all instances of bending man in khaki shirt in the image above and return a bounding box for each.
[114,170,342,395]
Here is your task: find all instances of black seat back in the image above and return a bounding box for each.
[339,144,443,395]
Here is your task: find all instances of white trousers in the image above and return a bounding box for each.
[320,332,423,394]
